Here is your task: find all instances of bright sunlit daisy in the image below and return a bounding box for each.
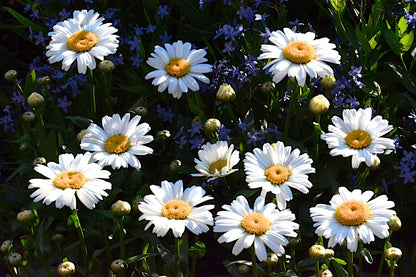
[46,10,119,74]
[28,152,111,210]
[310,187,395,252]
[214,195,299,261]
[191,141,240,181]
[80,113,153,170]
[258,27,341,87]
[145,40,212,99]
[321,107,395,169]
[138,180,214,237]
[244,141,315,210]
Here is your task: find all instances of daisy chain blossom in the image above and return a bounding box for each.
[310,187,396,252]
[214,195,299,261]
[80,113,153,170]
[138,180,214,237]
[29,152,111,210]
[258,27,341,87]
[244,141,315,210]
[46,10,119,74]
[321,107,395,169]
[145,40,212,99]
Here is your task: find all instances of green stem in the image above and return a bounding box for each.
[291,244,297,272]
[314,115,321,162]
[251,246,258,277]
[191,256,197,277]
[174,237,181,277]
[88,69,96,116]
[30,228,53,277]
[100,203,112,265]
[315,260,320,276]
[73,210,89,277]
[389,261,396,277]
[348,251,354,277]
[141,242,150,273]
[377,232,392,277]
[283,84,300,142]
[358,241,363,277]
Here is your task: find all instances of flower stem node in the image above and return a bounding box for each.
[27,92,45,108]
[259,81,275,94]
[309,94,330,115]
[320,75,337,91]
[32,157,47,166]
[8,253,22,267]
[1,240,13,254]
[110,259,126,273]
[388,215,402,232]
[57,261,76,276]
[23,111,36,122]
[16,210,34,224]
[98,60,115,72]
[36,76,51,86]
[385,247,402,261]
[4,70,17,82]
[308,245,326,260]
[216,83,236,101]
[111,200,131,217]
[204,118,221,132]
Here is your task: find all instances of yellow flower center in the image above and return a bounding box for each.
[67,30,98,52]
[161,200,192,220]
[165,58,190,77]
[345,129,372,149]
[104,134,131,154]
[241,213,271,235]
[209,160,228,174]
[283,41,316,64]
[53,171,87,189]
[265,164,290,185]
[335,200,371,226]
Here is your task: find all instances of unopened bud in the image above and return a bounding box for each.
[111,200,131,217]
[8,252,22,267]
[318,269,333,277]
[388,215,402,232]
[309,94,330,115]
[385,247,402,261]
[216,84,236,101]
[111,259,126,273]
[259,81,275,94]
[27,92,44,108]
[77,129,89,142]
[324,249,334,259]
[370,155,381,170]
[133,106,147,116]
[17,210,34,224]
[57,261,76,276]
[4,70,18,82]
[288,237,300,247]
[157,130,171,138]
[204,118,221,132]
[36,76,51,86]
[33,157,46,166]
[237,264,251,275]
[192,116,201,126]
[320,75,336,91]
[23,111,36,122]
[1,240,13,254]
[98,60,115,72]
[309,245,326,260]
[264,253,278,266]
[170,159,181,171]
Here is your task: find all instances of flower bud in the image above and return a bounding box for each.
[111,259,126,273]
[385,247,402,261]
[77,129,89,142]
[157,130,171,138]
[204,118,221,132]
[33,157,47,166]
[98,60,115,72]
[259,81,275,94]
[23,111,36,122]
[370,155,381,170]
[1,240,13,254]
[309,94,330,115]
[318,269,333,277]
[111,200,131,217]
[388,215,402,232]
[36,76,51,86]
[264,253,278,266]
[320,75,336,91]
[308,245,326,260]
[8,253,22,267]
[287,237,300,247]
[192,116,201,126]
[237,264,251,275]
[4,70,17,82]
[170,159,181,171]
[324,249,335,259]
[216,84,236,101]
[17,210,34,224]
[57,261,76,276]
[133,106,147,116]
[27,92,44,108]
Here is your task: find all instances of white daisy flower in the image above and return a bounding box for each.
[145,40,212,99]
[310,187,395,252]
[80,113,153,170]
[138,180,214,238]
[258,28,341,87]
[214,195,299,261]
[191,141,240,181]
[320,107,395,169]
[244,141,315,210]
[46,10,119,74]
[29,152,111,210]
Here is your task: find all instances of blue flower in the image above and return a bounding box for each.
[131,55,143,68]
[187,124,202,137]
[189,136,206,150]
[405,9,416,28]
[399,168,416,184]
[128,37,141,51]
[223,41,235,53]
[145,24,157,33]
[237,6,256,24]
[57,96,72,113]
[159,31,172,44]
[157,105,175,123]
[157,5,170,19]
[217,125,232,142]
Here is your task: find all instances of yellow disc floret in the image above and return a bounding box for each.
[165,58,190,77]
[265,164,290,185]
[345,129,372,149]
[67,30,98,52]
[104,134,131,154]
[161,200,192,220]
[241,212,271,235]
[209,160,228,174]
[283,41,316,64]
[335,200,371,226]
[53,171,87,189]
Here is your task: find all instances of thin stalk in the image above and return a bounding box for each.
[283,84,300,142]
[348,251,354,277]
[191,255,197,277]
[315,260,320,276]
[73,210,89,277]
[141,242,150,273]
[358,241,363,277]
[377,232,392,277]
[115,216,126,277]
[88,69,96,116]
[100,203,112,265]
[290,244,297,272]
[174,237,181,276]
[389,260,396,277]
[29,228,53,277]
[314,115,321,162]
[251,246,258,277]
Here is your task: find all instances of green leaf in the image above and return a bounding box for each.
[23,70,36,97]
[397,16,409,37]
[400,31,414,53]
[355,27,371,54]
[2,6,45,32]
[189,241,206,258]
[20,235,36,250]
[65,116,93,128]
[330,258,348,277]
[126,253,158,264]
[187,92,205,116]
[360,248,374,264]
[383,28,401,56]
[67,210,81,228]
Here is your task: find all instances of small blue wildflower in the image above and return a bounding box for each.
[189,137,206,150]
[57,96,72,113]
[187,123,202,136]
[217,125,232,142]
[133,25,144,36]
[131,55,143,68]
[279,91,290,102]
[103,8,120,20]
[59,8,71,20]
[259,27,271,42]
[345,96,360,108]
[409,110,416,124]
[10,91,26,106]
[157,5,170,19]
[393,137,403,153]
[157,105,175,123]
[332,94,345,109]
[289,19,304,32]
[128,37,141,51]
[145,24,157,33]
[405,9,416,28]
[159,31,173,44]
[45,17,59,30]
[237,6,256,24]
[175,136,188,149]
[0,105,16,132]
[199,0,214,9]
[238,118,247,131]
[266,124,283,137]
[247,130,265,146]
[23,4,31,14]
[399,168,416,184]
[34,31,46,46]
[243,55,259,76]
[30,9,40,20]
[223,41,235,54]
[107,54,124,66]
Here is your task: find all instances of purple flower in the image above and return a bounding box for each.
[187,123,202,136]
[345,96,360,109]
[145,24,157,33]
[175,136,187,149]
[57,96,72,113]
[157,105,175,123]
[10,91,26,106]
[236,6,256,24]
[133,25,144,36]
[399,168,416,184]
[405,9,416,28]
[217,125,232,142]
[157,5,170,19]
[128,37,141,51]
[189,136,206,150]
[238,118,247,131]
[247,130,265,146]
[131,55,143,68]
[223,41,235,53]
[159,31,173,44]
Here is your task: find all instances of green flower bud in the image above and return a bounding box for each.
[16,210,34,224]
[204,118,221,132]
[170,159,181,172]
[308,245,326,260]
[216,83,236,101]
[264,253,278,266]
[22,111,36,122]
[157,130,171,138]
[385,247,402,261]
[320,75,336,91]
[1,240,13,254]
[4,70,18,82]
[259,81,275,94]
[111,259,126,273]
[388,215,402,232]
[309,94,330,115]
[133,106,148,116]
[33,157,47,166]
[237,264,251,275]
[98,60,115,72]
[36,76,51,86]
[57,261,76,276]
[27,92,44,108]
[111,200,131,217]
